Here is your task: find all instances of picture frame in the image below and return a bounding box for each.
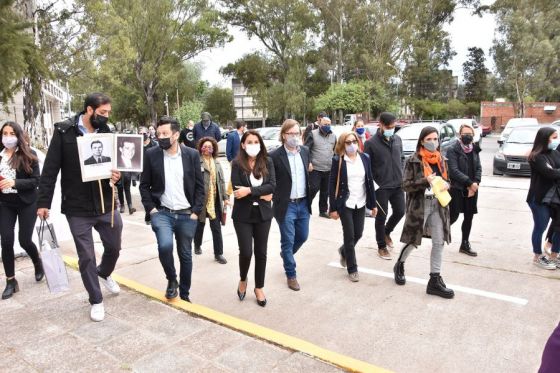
[115,134,143,173]
[77,133,114,182]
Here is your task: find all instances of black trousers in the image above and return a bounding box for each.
[375,187,405,249]
[194,217,224,256]
[66,212,122,304]
[234,217,271,289]
[0,202,41,278]
[339,206,365,274]
[117,172,133,209]
[309,170,330,214]
[450,209,474,242]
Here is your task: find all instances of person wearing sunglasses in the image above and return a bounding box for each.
[329,132,377,282]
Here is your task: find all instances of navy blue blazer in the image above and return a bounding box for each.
[226,131,241,162]
[270,145,312,221]
[328,152,376,213]
[139,144,205,215]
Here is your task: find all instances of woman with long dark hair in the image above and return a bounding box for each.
[393,126,454,298]
[193,137,229,264]
[231,130,275,307]
[526,127,560,270]
[0,121,43,299]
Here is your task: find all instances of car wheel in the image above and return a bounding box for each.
[493,169,503,176]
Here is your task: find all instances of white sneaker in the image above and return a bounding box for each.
[90,302,105,322]
[99,275,120,295]
[534,255,557,270]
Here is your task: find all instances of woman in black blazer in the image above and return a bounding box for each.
[231,130,275,307]
[0,122,43,300]
[328,132,377,282]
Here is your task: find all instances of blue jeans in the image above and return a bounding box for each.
[277,199,310,278]
[151,210,197,297]
[528,200,560,255]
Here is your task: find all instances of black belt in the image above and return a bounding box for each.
[289,197,306,203]
[159,206,192,215]
[425,195,436,200]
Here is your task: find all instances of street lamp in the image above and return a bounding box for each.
[386,62,400,116]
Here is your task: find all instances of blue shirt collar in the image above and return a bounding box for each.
[78,115,98,135]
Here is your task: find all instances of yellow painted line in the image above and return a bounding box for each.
[63,255,391,373]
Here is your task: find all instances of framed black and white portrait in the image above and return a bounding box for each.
[115,134,143,173]
[77,134,114,182]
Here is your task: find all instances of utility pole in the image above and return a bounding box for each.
[176,87,180,111]
[164,93,169,116]
[386,63,400,117]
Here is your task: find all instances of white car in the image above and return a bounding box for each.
[446,119,482,148]
[256,127,281,152]
[499,118,539,144]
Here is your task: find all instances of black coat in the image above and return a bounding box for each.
[139,145,205,215]
[363,131,404,189]
[447,141,482,190]
[270,145,312,221]
[37,114,115,217]
[231,157,276,222]
[0,150,40,205]
[328,153,376,213]
[527,150,560,204]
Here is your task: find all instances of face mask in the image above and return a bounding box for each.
[202,120,210,127]
[549,140,560,150]
[285,136,300,148]
[356,128,365,136]
[383,128,395,138]
[158,137,173,150]
[90,112,108,130]
[345,143,359,154]
[2,136,18,149]
[201,146,213,156]
[423,141,438,152]
[245,144,261,157]
[321,125,331,133]
[461,134,474,145]
[142,133,149,141]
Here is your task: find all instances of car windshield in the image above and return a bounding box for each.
[396,125,434,140]
[506,128,539,144]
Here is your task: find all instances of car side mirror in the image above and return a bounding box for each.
[441,136,450,143]
[497,140,504,145]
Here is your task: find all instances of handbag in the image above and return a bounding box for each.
[543,183,560,206]
[37,219,70,294]
[335,155,343,199]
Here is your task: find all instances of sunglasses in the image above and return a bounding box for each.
[345,140,358,145]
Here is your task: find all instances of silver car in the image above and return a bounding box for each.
[396,122,458,158]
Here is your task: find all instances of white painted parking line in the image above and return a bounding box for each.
[328,262,529,306]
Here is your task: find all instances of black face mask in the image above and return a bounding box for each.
[461,134,474,145]
[90,112,109,130]
[158,137,172,150]
[142,133,149,141]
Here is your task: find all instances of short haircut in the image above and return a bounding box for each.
[83,93,111,112]
[235,120,246,130]
[197,136,219,159]
[90,140,103,149]
[157,116,180,132]
[334,131,359,155]
[459,123,474,134]
[279,119,300,144]
[379,112,396,126]
[118,138,136,148]
[318,111,327,118]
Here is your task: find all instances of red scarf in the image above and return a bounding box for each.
[418,147,448,180]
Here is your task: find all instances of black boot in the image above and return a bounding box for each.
[34,261,45,282]
[2,278,19,300]
[165,279,179,299]
[393,261,406,285]
[426,273,454,299]
[459,241,477,257]
[119,205,125,213]
[194,246,202,255]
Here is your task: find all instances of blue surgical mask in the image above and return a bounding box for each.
[549,140,560,150]
[321,125,331,133]
[356,128,365,136]
[383,128,395,138]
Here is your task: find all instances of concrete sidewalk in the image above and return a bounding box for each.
[0,260,342,373]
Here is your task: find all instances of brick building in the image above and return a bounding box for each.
[480,101,560,131]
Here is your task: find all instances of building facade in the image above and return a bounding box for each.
[232,79,266,128]
[480,101,560,131]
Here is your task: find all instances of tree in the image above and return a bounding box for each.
[463,47,489,103]
[203,87,236,125]
[175,100,204,127]
[315,81,370,114]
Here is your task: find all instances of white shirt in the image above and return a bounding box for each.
[160,147,191,210]
[344,155,366,209]
[249,173,263,206]
[0,149,17,194]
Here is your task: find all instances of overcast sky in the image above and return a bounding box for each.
[194,3,497,88]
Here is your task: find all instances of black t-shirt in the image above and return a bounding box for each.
[179,128,195,148]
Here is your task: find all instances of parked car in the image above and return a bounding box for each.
[493,125,546,176]
[218,129,233,156]
[447,119,482,148]
[256,127,282,152]
[481,121,492,136]
[396,122,458,158]
[499,118,539,144]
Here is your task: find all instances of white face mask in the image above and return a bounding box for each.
[245,144,261,157]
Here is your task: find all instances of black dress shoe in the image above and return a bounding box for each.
[393,261,406,285]
[165,279,179,299]
[215,255,227,264]
[2,278,19,300]
[237,280,247,301]
[119,206,125,214]
[180,294,191,303]
[129,206,136,215]
[194,246,202,255]
[34,261,45,282]
[459,241,478,257]
[426,273,454,299]
[254,289,267,307]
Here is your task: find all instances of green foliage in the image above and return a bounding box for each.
[463,47,489,103]
[203,87,236,124]
[315,82,370,113]
[175,100,204,127]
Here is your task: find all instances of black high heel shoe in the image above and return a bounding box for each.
[237,281,247,301]
[254,288,267,307]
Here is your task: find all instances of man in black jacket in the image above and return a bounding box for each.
[363,112,405,261]
[270,119,311,291]
[37,93,122,323]
[140,116,204,302]
[193,112,221,145]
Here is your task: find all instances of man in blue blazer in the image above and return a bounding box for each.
[270,119,312,291]
[226,120,246,162]
[140,116,204,303]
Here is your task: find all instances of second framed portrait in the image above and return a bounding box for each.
[115,134,143,173]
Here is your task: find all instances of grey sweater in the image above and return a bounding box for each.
[305,128,336,172]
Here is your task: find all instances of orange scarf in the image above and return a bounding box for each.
[418,147,448,180]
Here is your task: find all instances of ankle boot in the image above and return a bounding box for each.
[119,205,125,213]
[459,241,477,257]
[34,261,45,282]
[426,273,454,299]
[128,204,136,215]
[2,278,19,300]
[393,261,406,285]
